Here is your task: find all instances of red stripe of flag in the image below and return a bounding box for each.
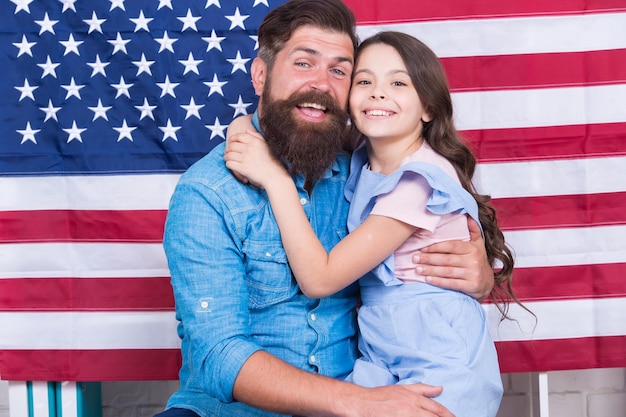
[2,264,624,311]
[0,209,167,243]
[0,192,626,243]
[464,122,626,162]
[443,49,626,92]
[496,335,626,373]
[0,277,174,311]
[0,349,181,381]
[345,0,626,23]
[1,335,625,381]
[2,192,624,243]
[493,192,626,231]
[509,263,626,302]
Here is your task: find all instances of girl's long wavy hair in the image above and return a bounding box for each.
[357,31,528,319]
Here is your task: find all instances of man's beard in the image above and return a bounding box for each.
[259,87,349,185]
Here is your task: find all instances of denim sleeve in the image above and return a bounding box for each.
[163,179,262,403]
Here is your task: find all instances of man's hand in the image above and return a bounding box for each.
[234,351,453,417]
[344,384,454,417]
[413,217,494,301]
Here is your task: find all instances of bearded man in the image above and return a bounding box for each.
[158,1,493,417]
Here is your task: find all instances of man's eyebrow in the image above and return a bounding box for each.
[335,55,354,66]
[292,47,353,65]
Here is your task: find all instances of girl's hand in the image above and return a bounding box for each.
[224,130,289,189]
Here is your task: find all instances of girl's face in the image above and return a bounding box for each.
[349,43,431,143]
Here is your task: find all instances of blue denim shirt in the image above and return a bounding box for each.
[163,141,358,417]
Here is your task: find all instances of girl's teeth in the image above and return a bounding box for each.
[366,110,391,116]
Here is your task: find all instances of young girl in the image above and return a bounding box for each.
[225,31,519,417]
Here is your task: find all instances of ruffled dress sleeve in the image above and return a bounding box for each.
[345,144,482,286]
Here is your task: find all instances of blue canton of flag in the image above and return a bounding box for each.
[1,0,288,175]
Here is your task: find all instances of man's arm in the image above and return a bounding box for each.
[164,178,262,402]
[234,350,454,417]
[413,217,494,301]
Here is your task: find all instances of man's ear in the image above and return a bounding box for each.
[251,57,267,96]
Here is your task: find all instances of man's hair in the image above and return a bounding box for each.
[257,0,359,69]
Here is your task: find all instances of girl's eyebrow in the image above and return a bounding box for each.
[354,68,409,76]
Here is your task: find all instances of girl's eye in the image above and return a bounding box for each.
[392,81,407,87]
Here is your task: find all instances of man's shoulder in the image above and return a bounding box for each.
[179,142,231,187]
[173,142,257,201]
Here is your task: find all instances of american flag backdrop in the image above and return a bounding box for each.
[0,0,625,382]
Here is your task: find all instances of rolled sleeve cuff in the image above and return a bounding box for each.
[214,340,265,403]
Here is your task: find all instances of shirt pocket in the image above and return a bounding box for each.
[242,239,297,309]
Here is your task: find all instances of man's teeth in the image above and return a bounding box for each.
[366,109,392,116]
[300,102,327,111]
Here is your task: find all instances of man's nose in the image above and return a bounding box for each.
[309,68,331,92]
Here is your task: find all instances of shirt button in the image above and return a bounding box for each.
[310,313,316,321]
[310,355,316,363]
[299,198,307,205]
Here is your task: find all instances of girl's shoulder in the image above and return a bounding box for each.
[403,142,458,180]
